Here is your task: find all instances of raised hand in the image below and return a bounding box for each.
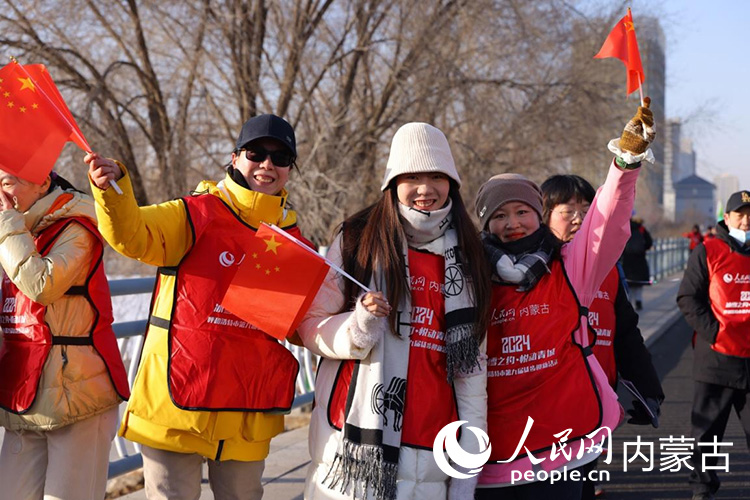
[85,152,123,190]
[619,96,656,155]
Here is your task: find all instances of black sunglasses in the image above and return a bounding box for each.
[243,147,295,167]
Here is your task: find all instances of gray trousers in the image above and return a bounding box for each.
[142,445,265,500]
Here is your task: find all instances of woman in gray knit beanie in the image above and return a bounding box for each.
[298,122,491,500]
[474,100,655,499]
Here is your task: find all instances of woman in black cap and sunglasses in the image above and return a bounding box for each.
[84,114,308,500]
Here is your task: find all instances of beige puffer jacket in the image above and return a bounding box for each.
[0,188,121,431]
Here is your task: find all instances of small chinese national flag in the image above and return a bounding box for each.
[594,8,645,95]
[0,61,90,184]
[221,224,329,341]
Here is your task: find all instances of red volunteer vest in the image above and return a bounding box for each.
[158,194,300,412]
[486,260,602,462]
[588,267,619,387]
[0,217,130,414]
[705,238,750,357]
[327,250,457,449]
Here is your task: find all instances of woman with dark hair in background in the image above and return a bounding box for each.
[541,174,664,499]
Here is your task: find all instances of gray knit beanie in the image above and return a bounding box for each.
[474,173,544,229]
[380,122,461,191]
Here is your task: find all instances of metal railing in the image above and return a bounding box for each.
[106,276,318,479]
[645,237,690,282]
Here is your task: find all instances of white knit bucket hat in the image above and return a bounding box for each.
[380,122,461,191]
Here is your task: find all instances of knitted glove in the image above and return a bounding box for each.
[350,293,386,350]
[619,97,655,155]
[627,397,661,428]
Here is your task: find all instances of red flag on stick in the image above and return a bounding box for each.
[221,224,329,341]
[0,62,70,183]
[20,64,91,152]
[594,8,645,96]
[0,61,90,183]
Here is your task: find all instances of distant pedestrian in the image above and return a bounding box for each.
[684,224,704,251]
[677,190,750,500]
[620,216,652,310]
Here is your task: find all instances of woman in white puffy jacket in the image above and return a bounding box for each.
[298,123,491,500]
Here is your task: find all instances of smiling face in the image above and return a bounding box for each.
[487,201,541,243]
[547,196,591,243]
[231,137,291,195]
[395,172,451,211]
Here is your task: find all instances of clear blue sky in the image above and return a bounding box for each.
[654,0,750,188]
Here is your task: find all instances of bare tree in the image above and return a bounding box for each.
[0,0,636,246]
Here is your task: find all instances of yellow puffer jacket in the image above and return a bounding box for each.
[91,166,299,461]
[0,188,122,431]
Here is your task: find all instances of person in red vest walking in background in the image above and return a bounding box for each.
[298,122,491,500]
[684,224,704,252]
[473,99,654,499]
[541,173,664,500]
[0,170,129,500]
[85,114,307,500]
[677,190,750,500]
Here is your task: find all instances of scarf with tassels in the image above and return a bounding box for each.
[324,201,481,500]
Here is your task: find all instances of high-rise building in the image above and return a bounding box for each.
[715,173,740,208]
[678,138,697,179]
[663,119,699,221]
[636,16,666,206]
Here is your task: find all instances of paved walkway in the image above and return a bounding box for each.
[597,315,750,499]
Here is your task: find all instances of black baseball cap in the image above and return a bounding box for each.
[725,190,750,213]
[235,114,296,156]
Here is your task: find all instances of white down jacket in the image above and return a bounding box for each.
[298,233,487,500]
